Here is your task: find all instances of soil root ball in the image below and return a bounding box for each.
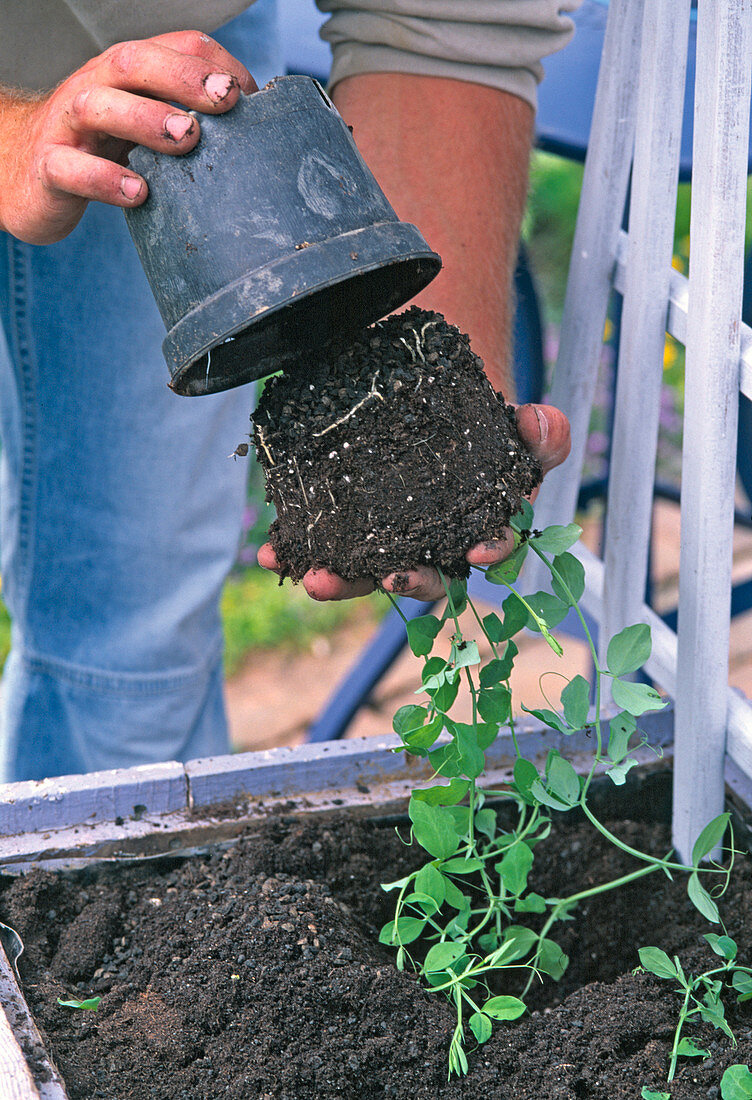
[252,306,542,582]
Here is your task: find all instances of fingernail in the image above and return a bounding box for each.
[121,176,143,200]
[532,404,549,443]
[203,72,235,103]
[164,113,194,141]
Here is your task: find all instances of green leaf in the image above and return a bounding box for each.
[524,591,569,632]
[530,523,581,557]
[561,675,590,729]
[688,872,720,924]
[721,1065,752,1100]
[474,807,497,841]
[478,685,512,725]
[511,500,535,529]
[423,942,466,972]
[732,971,752,1000]
[499,926,538,962]
[427,742,461,779]
[453,722,485,779]
[537,938,569,980]
[446,805,471,835]
[430,674,460,713]
[514,892,547,913]
[512,757,539,800]
[401,714,445,753]
[496,844,534,896]
[412,779,470,807]
[421,656,455,693]
[605,758,639,786]
[480,656,514,689]
[392,704,428,735]
[406,614,442,657]
[379,916,426,946]
[414,864,446,909]
[468,1012,493,1044]
[608,711,637,764]
[704,933,737,961]
[404,890,440,915]
[443,577,468,618]
[482,612,504,643]
[546,753,581,805]
[485,544,529,585]
[607,623,652,676]
[500,594,530,640]
[610,678,667,717]
[676,1037,710,1059]
[638,947,679,981]
[483,995,526,1021]
[57,996,101,1012]
[641,1089,671,1100]
[450,639,480,671]
[441,856,484,875]
[408,798,461,860]
[551,552,585,603]
[520,704,571,735]
[443,878,470,910]
[692,813,730,866]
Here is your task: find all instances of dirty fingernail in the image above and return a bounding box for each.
[121,176,143,200]
[204,72,235,102]
[164,113,194,141]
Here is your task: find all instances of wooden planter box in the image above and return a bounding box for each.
[2,707,751,1098]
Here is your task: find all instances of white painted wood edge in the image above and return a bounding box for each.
[0,941,68,1099]
[0,711,675,860]
[614,229,752,400]
[0,761,186,837]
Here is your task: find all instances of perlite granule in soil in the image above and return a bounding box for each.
[251,307,542,582]
[3,800,752,1100]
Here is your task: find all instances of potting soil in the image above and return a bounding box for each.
[252,307,541,581]
[2,801,751,1099]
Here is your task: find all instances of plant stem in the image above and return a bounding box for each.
[667,982,693,1082]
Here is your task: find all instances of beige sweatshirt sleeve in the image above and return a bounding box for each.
[1,0,580,103]
[317,0,581,108]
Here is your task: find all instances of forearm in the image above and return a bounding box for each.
[331,74,534,397]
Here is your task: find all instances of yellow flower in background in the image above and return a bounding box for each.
[664,338,679,370]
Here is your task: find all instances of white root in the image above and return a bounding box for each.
[312,373,383,438]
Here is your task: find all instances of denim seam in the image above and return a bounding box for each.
[8,239,37,627]
[15,636,225,697]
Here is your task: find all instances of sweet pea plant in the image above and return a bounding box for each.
[380,504,744,1084]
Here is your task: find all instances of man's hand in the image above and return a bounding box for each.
[256,402,571,602]
[0,31,255,245]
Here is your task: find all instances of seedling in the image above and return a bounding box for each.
[636,933,752,1082]
[57,996,101,1011]
[381,503,739,1081]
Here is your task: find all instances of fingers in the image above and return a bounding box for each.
[257,543,376,601]
[514,403,571,474]
[303,570,375,602]
[151,30,256,94]
[93,36,255,115]
[465,531,515,566]
[40,144,146,210]
[380,567,447,602]
[70,86,200,156]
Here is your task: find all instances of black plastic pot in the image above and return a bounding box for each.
[124,76,441,396]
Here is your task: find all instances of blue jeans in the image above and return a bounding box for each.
[0,3,284,781]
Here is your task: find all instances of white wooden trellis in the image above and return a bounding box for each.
[529,0,752,861]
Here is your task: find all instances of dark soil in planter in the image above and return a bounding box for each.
[3,801,752,1099]
[252,307,541,581]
